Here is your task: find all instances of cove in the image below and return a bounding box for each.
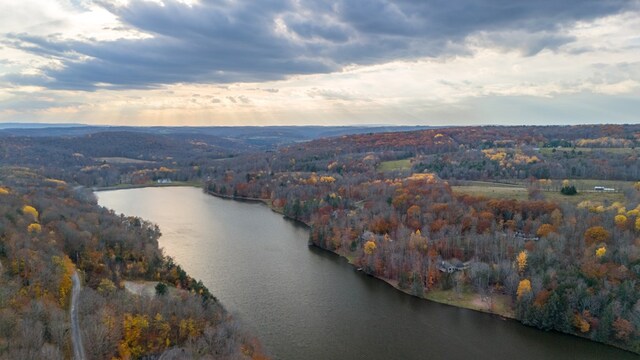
[97,186,636,360]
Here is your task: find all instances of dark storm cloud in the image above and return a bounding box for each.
[2,0,634,90]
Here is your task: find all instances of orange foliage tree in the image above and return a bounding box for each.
[613,318,634,341]
[584,226,610,246]
[536,224,556,238]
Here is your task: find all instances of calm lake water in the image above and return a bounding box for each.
[97,186,637,360]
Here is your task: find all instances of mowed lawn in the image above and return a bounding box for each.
[452,185,529,201]
[378,158,412,171]
[539,147,638,155]
[452,179,630,204]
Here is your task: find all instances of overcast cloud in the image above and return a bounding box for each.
[0,0,638,125]
[2,0,635,89]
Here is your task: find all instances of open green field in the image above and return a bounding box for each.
[377,158,412,171]
[95,157,154,164]
[452,179,630,204]
[452,185,529,201]
[455,180,522,187]
[539,147,637,155]
[95,157,155,164]
[544,190,625,205]
[568,179,635,191]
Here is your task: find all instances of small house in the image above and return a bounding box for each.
[437,259,468,273]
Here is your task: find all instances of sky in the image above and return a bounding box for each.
[0,0,639,126]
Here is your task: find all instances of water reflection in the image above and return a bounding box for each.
[97,187,637,360]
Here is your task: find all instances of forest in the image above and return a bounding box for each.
[0,168,265,359]
[1,124,639,356]
[201,124,640,354]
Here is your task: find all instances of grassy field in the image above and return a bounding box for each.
[377,158,412,171]
[426,289,514,318]
[452,179,630,204]
[567,179,635,191]
[544,190,625,205]
[539,147,638,155]
[455,180,522,187]
[452,185,529,201]
[95,157,155,164]
[123,280,186,298]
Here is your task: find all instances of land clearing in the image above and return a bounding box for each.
[426,289,514,318]
[378,159,412,172]
[123,280,158,297]
[95,157,155,164]
[453,179,631,204]
[539,147,637,155]
[452,185,529,201]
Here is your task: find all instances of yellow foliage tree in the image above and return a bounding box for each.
[97,278,117,294]
[22,205,39,221]
[364,240,377,255]
[517,279,532,300]
[636,218,640,232]
[614,214,627,228]
[408,230,428,254]
[596,246,606,258]
[320,176,336,183]
[152,313,171,350]
[573,314,590,333]
[120,313,150,359]
[52,255,74,307]
[517,251,527,273]
[550,209,563,227]
[0,187,9,195]
[179,318,200,340]
[27,223,41,233]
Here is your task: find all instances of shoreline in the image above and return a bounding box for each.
[204,189,636,356]
[99,185,636,356]
[92,181,202,192]
[205,191,513,315]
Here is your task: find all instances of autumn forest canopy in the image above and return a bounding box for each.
[0,124,640,357]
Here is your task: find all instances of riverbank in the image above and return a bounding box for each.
[203,189,640,356]
[204,190,514,318]
[100,186,638,359]
[92,180,201,192]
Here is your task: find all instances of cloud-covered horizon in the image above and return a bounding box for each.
[3,0,637,89]
[0,0,639,125]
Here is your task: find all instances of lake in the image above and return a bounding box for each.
[97,186,637,360]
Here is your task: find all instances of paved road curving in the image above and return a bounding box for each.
[71,272,86,360]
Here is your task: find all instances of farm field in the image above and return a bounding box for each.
[452,179,630,205]
[539,147,638,155]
